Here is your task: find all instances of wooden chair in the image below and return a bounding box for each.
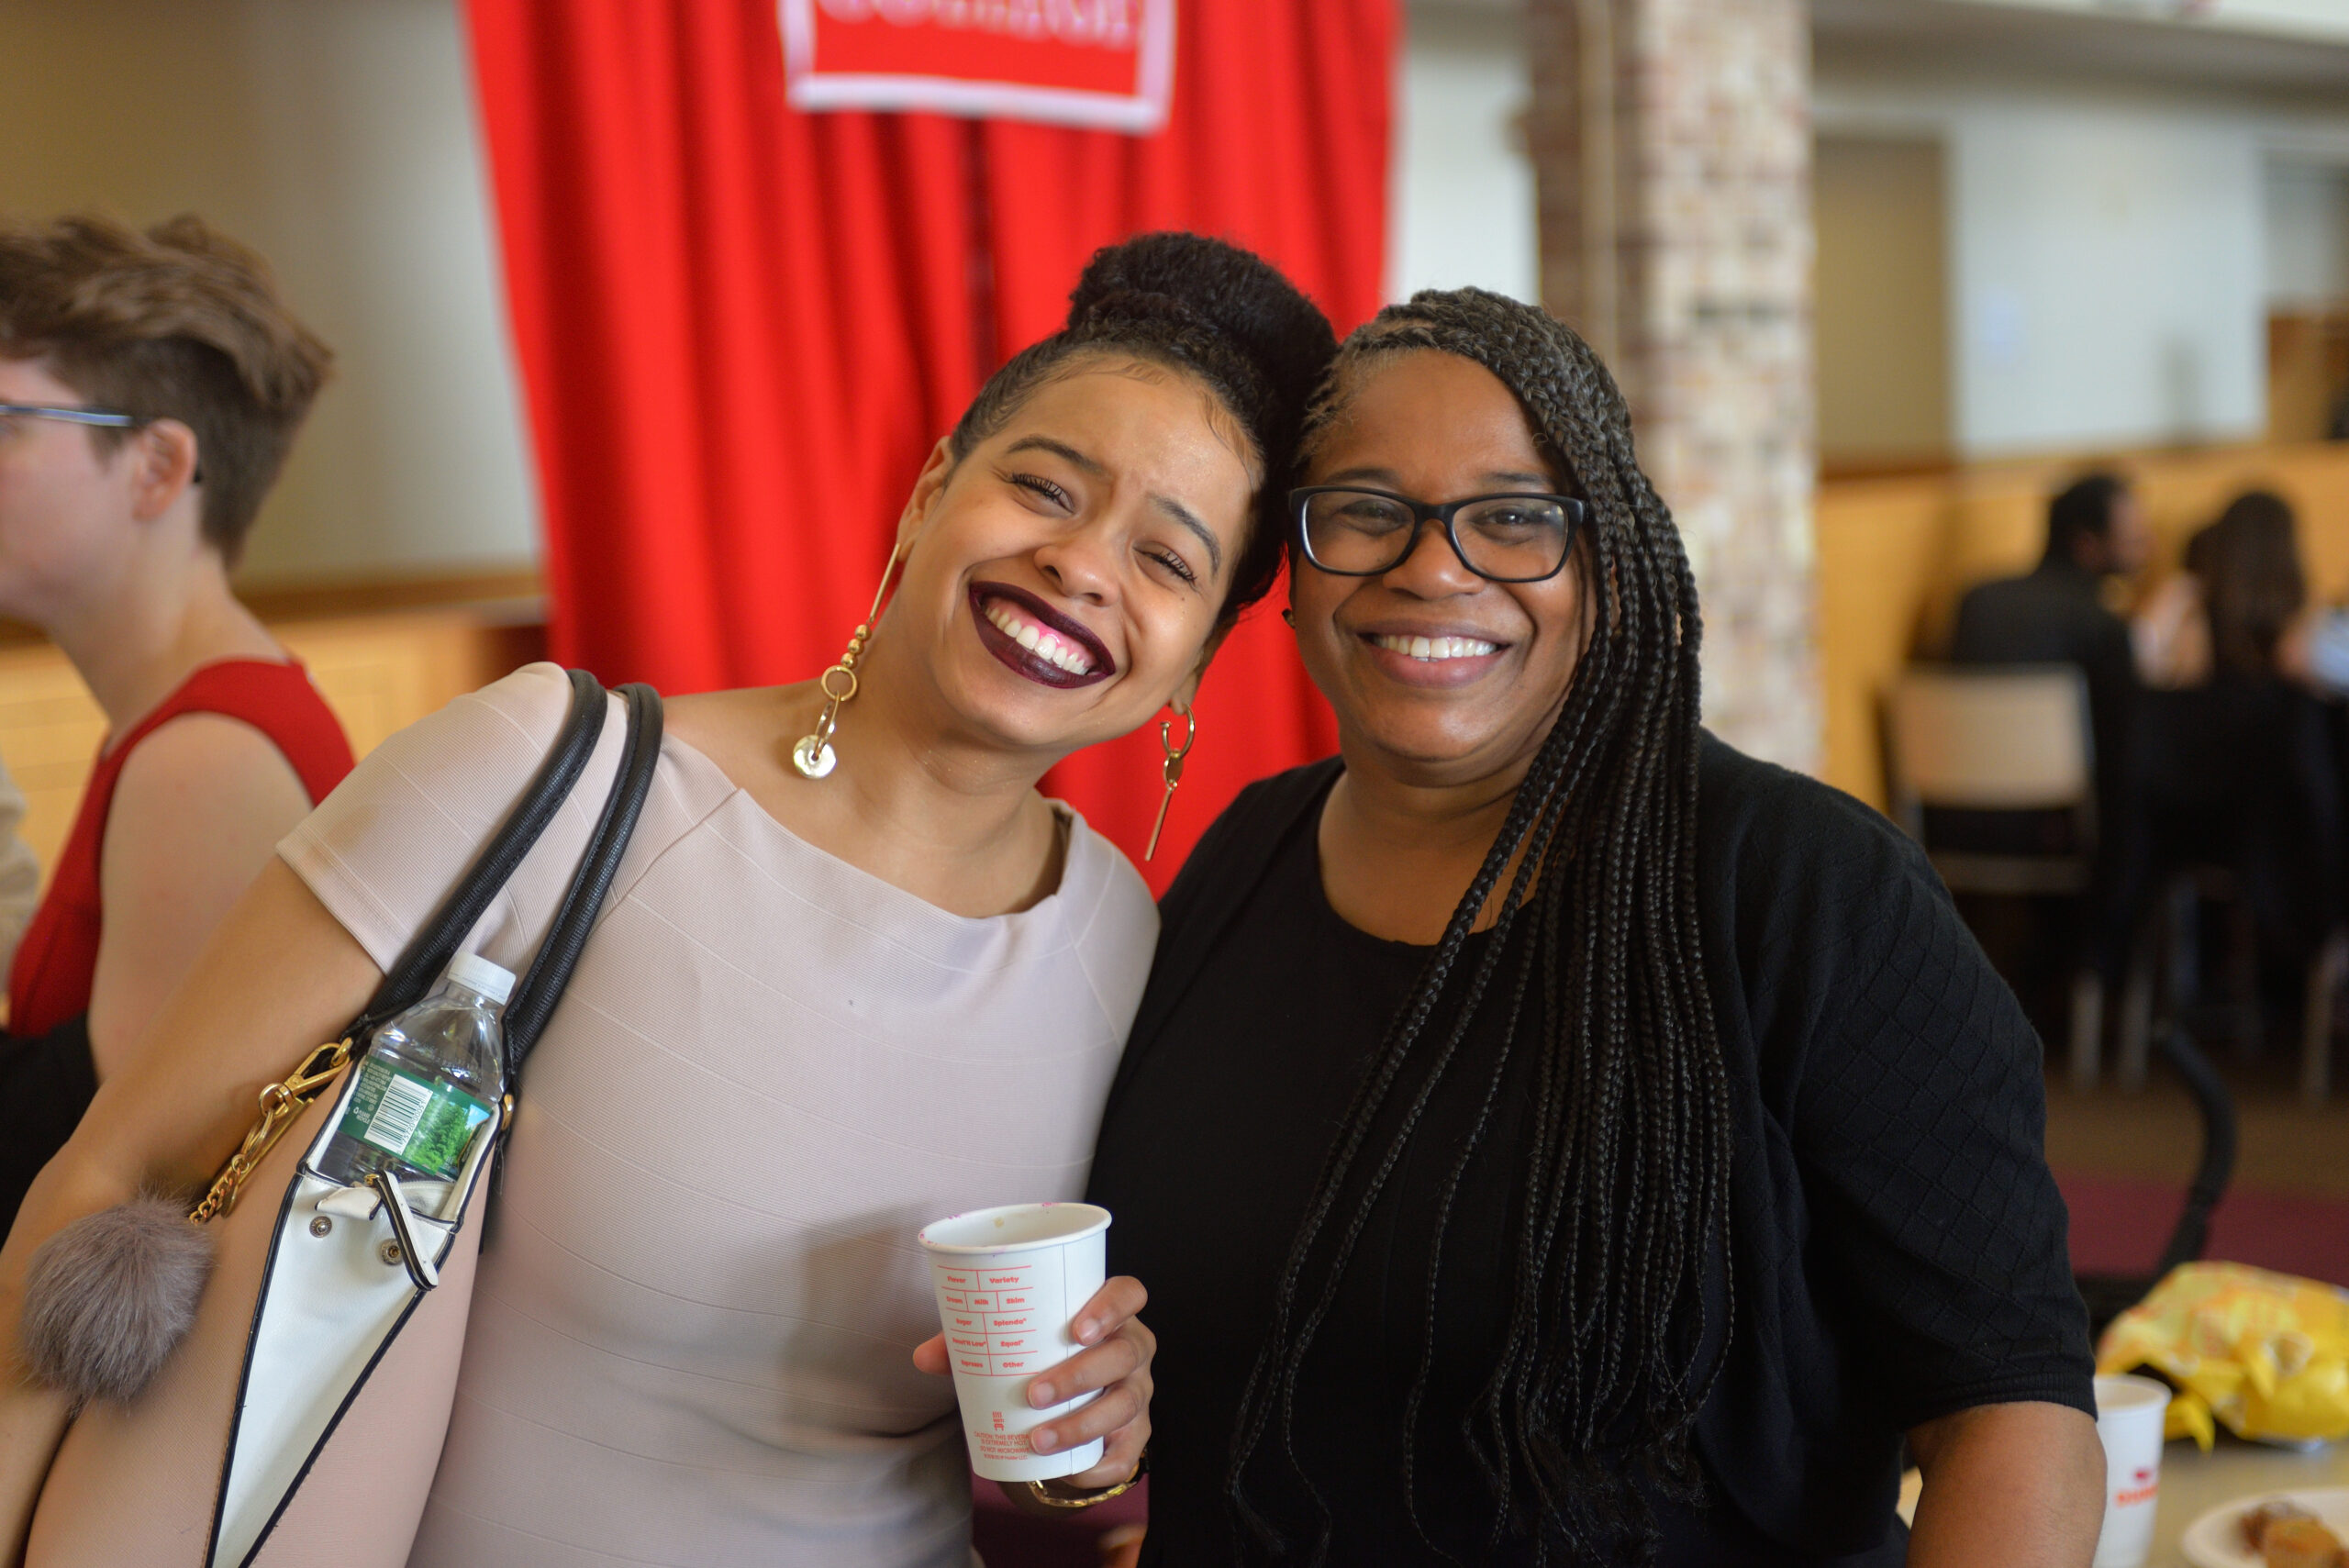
[2119,684,2346,1104]
[1883,665,2104,1082]
[1884,667,2240,1326]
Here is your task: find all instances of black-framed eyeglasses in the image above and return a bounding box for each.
[0,403,143,430]
[1292,485,1585,584]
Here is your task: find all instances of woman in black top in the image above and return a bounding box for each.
[1086,291,2103,1564]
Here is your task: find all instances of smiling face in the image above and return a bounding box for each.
[1291,349,1589,785]
[872,355,1256,762]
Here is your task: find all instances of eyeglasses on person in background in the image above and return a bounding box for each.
[1291,485,1585,584]
[0,404,203,483]
[0,403,144,431]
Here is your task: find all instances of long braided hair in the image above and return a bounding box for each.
[1227,289,1736,1563]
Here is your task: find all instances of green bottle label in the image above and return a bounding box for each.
[338,1057,493,1180]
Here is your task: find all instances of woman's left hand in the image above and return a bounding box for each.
[911,1273,1154,1489]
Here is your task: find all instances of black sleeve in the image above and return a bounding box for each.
[1095,760,1339,1125]
[1779,806,2097,1429]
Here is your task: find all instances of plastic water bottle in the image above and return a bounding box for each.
[317,952,511,1190]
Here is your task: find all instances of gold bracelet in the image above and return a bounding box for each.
[1021,1450,1148,1511]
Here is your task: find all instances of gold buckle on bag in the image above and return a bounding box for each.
[188,1040,353,1224]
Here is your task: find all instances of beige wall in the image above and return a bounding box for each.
[1393,2,1539,305]
[0,0,540,589]
[1815,64,2321,458]
[1815,136,1951,467]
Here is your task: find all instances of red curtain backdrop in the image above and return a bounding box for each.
[463,0,1392,888]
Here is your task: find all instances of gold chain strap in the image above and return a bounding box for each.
[186,1039,354,1225]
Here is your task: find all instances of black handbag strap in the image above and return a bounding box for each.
[344,669,662,1073]
[352,668,608,1031]
[503,678,662,1074]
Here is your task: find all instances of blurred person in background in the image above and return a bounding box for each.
[2125,491,2341,1000]
[1952,471,2149,795]
[0,214,352,1232]
[1948,473,2152,1040]
[2138,489,2332,695]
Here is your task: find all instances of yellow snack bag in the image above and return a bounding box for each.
[2096,1262,2349,1449]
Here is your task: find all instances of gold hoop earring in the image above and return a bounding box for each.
[1144,708,1197,862]
[792,539,904,780]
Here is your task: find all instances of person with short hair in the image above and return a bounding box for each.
[1949,472,2151,1015]
[1952,471,2148,765]
[0,213,353,1229]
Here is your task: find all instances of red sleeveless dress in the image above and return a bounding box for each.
[7,660,355,1039]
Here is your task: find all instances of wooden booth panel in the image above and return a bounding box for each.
[0,609,544,892]
[2270,313,2349,446]
[0,649,114,898]
[275,612,545,762]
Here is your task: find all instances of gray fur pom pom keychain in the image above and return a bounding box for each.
[21,1194,215,1406]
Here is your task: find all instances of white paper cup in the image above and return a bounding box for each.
[2091,1373,2169,1568]
[918,1202,1111,1483]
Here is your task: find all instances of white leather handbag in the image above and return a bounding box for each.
[205,1046,510,1568]
[21,670,663,1568]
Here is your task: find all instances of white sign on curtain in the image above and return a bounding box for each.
[780,0,1176,133]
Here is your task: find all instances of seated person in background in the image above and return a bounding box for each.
[2127,492,2341,980]
[1949,473,2150,1009]
[2141,489,2338,695]
[0,213,353,1230]
[1951,470,2149,775]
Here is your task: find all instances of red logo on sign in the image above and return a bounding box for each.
[780,0,1174,131]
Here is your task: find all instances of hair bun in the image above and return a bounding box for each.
[1066,233,1337,440]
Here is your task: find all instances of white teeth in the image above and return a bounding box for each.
[1373,633,1499,662]
[983,598,1096,674]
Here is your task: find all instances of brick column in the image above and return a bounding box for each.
[1527,0,1820,771]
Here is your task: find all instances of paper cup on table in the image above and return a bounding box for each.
[919,1202,1111,1483]
[2091,1373,2169,1568]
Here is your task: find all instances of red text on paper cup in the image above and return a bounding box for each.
[935,1259,1070,1382]
[972,1429,1034,1461]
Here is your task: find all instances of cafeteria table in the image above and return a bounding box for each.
[1899,1434,2349,1564]
[2144,1434,2349,1565]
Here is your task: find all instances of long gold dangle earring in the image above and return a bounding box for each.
[792,539,904,780]
[1144,707,1197,862]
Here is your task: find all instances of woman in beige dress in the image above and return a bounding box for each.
[0,233,1336,1568]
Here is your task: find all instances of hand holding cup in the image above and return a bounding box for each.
[910,1203,1152,1486]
